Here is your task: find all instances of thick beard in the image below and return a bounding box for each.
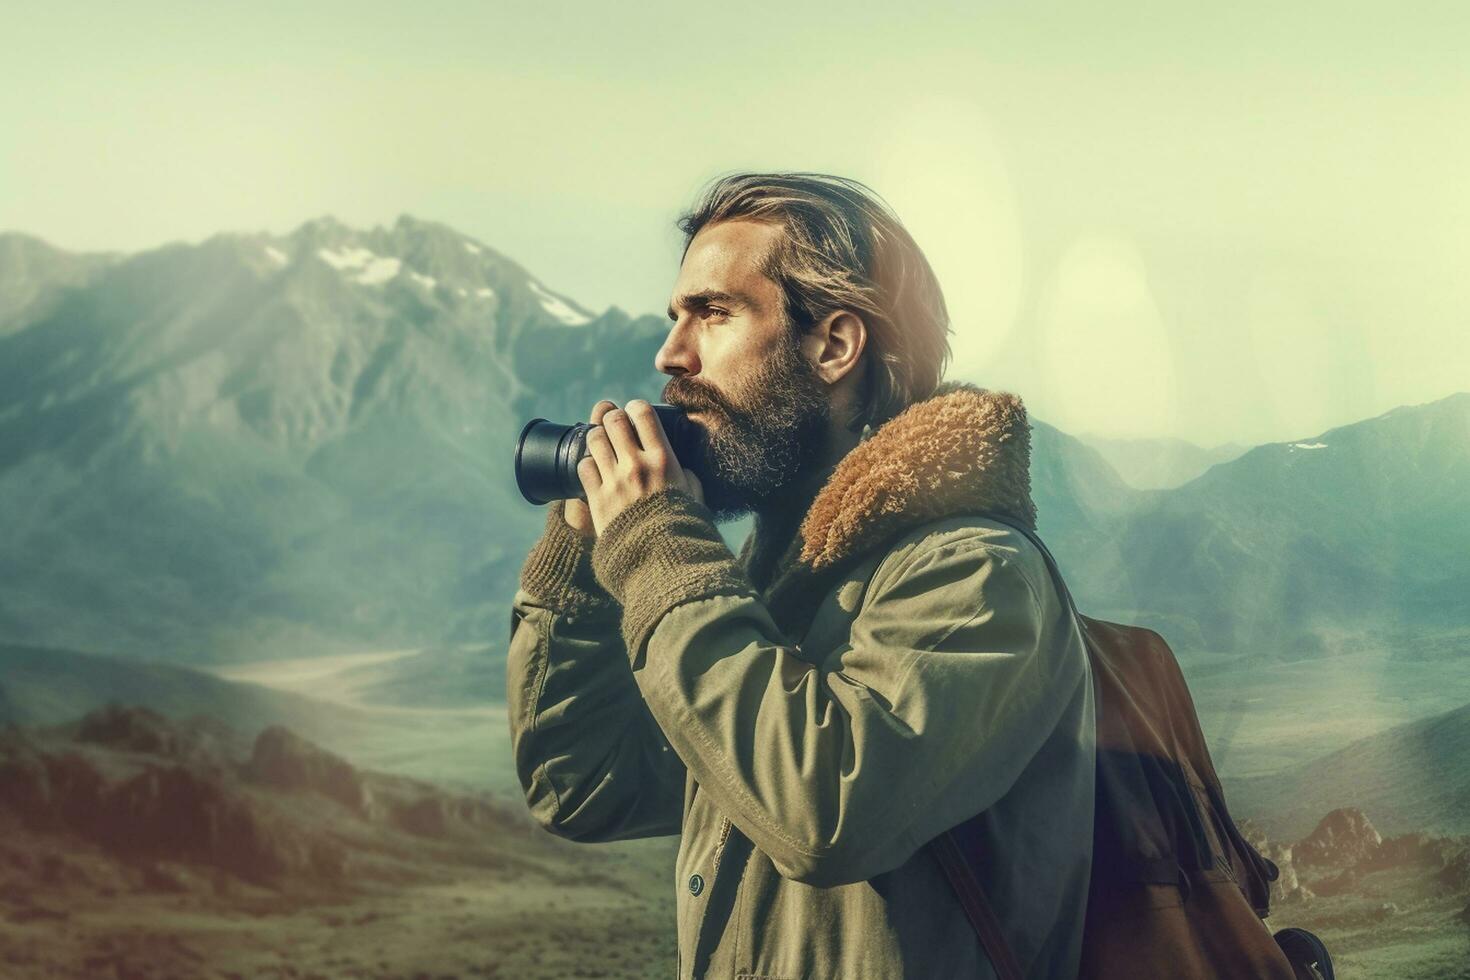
[663,331,831,522]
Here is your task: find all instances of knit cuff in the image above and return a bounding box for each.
[591,488,756,662]
[519,500,620,619]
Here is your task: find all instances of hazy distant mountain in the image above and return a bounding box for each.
[1072,432,1248,490]
[0,642,412,760]
[1085,393,1470,654]
[296,643,504,710]
[0,217,670,661]
[1031,418,1147,528]
[0,232,117,334]
[1025,418,1147,605]
[946,396,1466,659]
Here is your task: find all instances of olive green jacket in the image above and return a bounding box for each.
[507,382,1095,979]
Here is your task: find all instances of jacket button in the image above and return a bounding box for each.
[688,873,705,896]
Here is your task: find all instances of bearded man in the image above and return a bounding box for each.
[506,172,1096,979]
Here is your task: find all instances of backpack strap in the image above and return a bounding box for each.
[926,511,1082,980]
[930,829,1025,980]
[972,512,1082,623]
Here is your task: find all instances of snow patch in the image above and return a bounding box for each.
[1289,442,1328,450]
[264,246,289,266]
[355,257,401,285]
[529,280,591,326]
[409,271,438,290]
[463,241,482,255]
[315,245,402,285]
[317,246,375,270]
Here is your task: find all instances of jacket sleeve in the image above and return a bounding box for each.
[506,500,687,842]
[590,488,1087,887]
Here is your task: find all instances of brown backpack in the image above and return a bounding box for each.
[927,514,1333,980]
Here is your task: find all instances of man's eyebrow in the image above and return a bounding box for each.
[667,290,749,320]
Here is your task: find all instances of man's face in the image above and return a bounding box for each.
[658,219,831,521]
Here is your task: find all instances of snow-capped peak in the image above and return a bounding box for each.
[529,280,591,326]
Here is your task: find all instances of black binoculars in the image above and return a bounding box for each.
[514,403,702,505]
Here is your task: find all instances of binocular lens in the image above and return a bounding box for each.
[514,403,698,505]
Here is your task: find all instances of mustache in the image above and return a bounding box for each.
[663,378,734,416]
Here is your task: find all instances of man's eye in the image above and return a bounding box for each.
[705,308,729,319]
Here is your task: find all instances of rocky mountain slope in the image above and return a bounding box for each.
[0,702,531,884]
[0,218,670,662]
[1246,807,1470,980]
[0,703,679,979]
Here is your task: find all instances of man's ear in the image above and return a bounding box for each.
[803,310,867,385]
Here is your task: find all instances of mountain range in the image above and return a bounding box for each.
[0,218,670,662]
[1054,392,1470,655]
[1,218,1465,667]
[1072,432,1249,490]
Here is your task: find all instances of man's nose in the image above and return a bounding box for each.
[655,323,700,376]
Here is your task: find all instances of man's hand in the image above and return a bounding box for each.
[561,400,614,539]
[573,398,704,537]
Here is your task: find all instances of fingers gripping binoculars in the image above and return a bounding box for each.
[514,403,702,505]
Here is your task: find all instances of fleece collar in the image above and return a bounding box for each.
[737,380,1038,635]
[797,380,1037,569]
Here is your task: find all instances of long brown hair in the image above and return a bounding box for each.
[675,172,953,433]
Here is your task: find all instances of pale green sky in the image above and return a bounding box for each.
[3,1,1466,446]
